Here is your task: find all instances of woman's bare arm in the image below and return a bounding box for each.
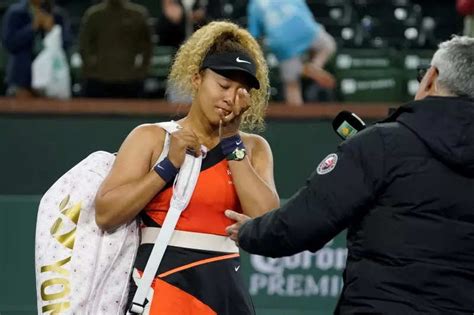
[95,124,167,231]
[228,133,280,217]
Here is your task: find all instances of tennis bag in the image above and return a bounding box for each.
[35,121,187,314]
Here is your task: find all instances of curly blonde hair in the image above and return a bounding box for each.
[168,21,269,131]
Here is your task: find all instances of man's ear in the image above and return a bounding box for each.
[424,66,439,94]
[415,66,439,100]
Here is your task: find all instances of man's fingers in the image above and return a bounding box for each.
[225,210,250,245]
[225,223,236,236]
[225,223,240,244]
[225,209,247,222]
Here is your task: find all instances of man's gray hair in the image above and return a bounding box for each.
[431,36,474,98]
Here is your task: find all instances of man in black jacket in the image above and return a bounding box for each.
[225,35,474,314]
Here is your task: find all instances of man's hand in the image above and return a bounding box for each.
[225,210,251,246]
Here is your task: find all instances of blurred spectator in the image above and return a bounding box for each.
[79,0,152,98]
[156,0,209,48]
[457,0,474,36]
[248,0,336,106]
[1,0,72,98]
[205,0,227,21]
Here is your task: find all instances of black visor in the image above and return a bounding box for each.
[201,52,260,90]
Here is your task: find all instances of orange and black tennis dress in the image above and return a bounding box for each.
[127,145,255,315]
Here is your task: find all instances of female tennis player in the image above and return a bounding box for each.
[95,21,279,314]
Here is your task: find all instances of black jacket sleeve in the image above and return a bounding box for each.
[238,126,386,257]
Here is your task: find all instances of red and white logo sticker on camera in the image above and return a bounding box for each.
[317,153,338,175]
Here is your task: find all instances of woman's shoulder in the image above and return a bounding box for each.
[123,123,169,166]
[126,123,167,144]
[133,122,166,134]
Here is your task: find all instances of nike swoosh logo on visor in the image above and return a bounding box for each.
[236,57,251,64]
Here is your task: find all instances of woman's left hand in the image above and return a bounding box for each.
[219,88,251,138]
